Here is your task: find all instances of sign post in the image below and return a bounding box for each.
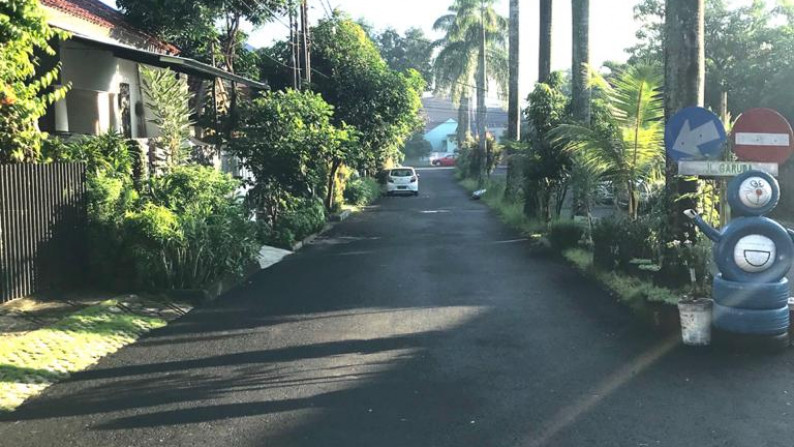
[665,106,727,162]
[732,108,794,165]
[678,161,779,177]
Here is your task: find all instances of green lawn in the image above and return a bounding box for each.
[0,301,166,411]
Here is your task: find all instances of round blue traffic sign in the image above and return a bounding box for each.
[665,106,727,162]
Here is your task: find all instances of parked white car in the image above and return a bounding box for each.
[386,167,420,196]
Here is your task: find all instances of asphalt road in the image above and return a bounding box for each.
[3,168,794,447]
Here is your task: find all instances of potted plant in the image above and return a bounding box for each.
[671,238,714,346]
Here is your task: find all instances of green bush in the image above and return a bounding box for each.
[123,166,260,289]
[268,199,327,248]
[549,220,585,251]
[344,177,381,206]
[592,217,658,272]
[42,133,137,179]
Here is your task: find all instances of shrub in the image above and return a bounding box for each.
[592,217,658,272]
[123,166,260,289]
[344,177,381,206]
[549,220,585,251]
[269,199,327,248]
[42,133,138,179]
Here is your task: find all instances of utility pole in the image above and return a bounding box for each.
[289,0,299,89]
[477,0,488,187]
[301,0,312,87]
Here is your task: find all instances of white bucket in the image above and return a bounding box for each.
[678,299,713,346]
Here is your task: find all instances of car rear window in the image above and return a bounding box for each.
[390,169,413,177]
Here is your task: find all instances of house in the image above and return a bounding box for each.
[37,0,265,171]
[424,118,459,153]
[420,95,510,154]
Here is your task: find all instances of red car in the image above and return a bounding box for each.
[432,154,457,167]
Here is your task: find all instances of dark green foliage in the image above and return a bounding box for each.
[265,199,327,249]
[549,221,585,251]
[592,217,658,272]
[46,135,261,291]
[375,27,434,88]
[230,89,348,222]
[123,166,260,289]
[344,177,381,206]
[456,136,500,180]
[523,72,571,223]
[41,133,136,178]
[401,133,433,159]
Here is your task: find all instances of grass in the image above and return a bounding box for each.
[460,177,545,237]
[562,248,679,307]
[0,301,166,412]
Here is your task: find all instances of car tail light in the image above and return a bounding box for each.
[410,176,417,183]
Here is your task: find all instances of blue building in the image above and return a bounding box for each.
[423,119,459,153]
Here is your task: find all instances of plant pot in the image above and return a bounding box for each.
[678,298,713,346]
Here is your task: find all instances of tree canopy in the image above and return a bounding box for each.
[311,16,425,172]
[0,0,69,162]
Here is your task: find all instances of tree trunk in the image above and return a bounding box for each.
[457,95,471,144]
[538,0,553,83]
[571,0,591,124]
[664,0,705,240]
[325,159,342,211]
[508,0,520,141]
[477,2,488,187]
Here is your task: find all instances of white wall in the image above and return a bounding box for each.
[57,40,149,137]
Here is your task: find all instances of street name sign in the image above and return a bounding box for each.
[678,160,779,177]
[665,106,727,162]
[732,108,794,164]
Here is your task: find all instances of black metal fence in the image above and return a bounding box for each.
[0,163,87,303]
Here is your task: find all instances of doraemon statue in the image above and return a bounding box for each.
[685,170,793,337]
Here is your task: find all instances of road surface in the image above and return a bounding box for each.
[2,168,794,446]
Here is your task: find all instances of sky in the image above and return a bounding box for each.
[101,0,766,103]
[243,0,640,102]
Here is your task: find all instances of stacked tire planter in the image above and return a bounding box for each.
[689,170,794,349]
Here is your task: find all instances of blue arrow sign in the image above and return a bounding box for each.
[665,106,727,162]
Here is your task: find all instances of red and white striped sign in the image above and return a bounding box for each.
[732,108,794,164]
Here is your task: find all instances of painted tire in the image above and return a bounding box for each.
[713,275,790,309]
[714,217,794,283]
[727,170,780,217]
[712,302,790,336]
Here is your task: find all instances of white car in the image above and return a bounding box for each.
[386,167,420,196]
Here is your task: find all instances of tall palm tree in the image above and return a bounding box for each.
[551,64,665,220]
[571,0,590,124]
[433,0,508,185]
[538,0,553,83]
[665,0,705,238]
[508,0,520,141]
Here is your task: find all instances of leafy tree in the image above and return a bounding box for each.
[312,16,425,173]
[116,0,286,73]
[523,72,570,224]
[230,90,343,223]
[402,133,433,159]
[0,0,69,162]
[375,27,434,88]
[551,64,665,220]
[433,0,508,185]
[140,67,195,168]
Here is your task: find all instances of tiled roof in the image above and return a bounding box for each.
[41,0,179,54]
